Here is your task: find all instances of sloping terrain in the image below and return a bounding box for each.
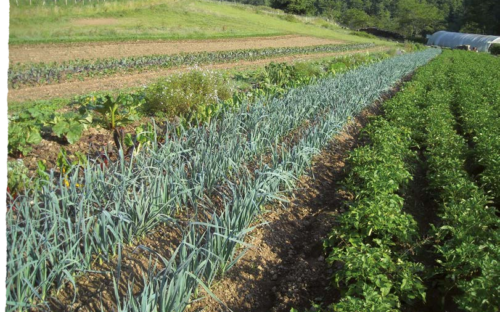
[9,0,384,45]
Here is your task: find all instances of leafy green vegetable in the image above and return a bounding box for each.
[8,122,42,156]
[79,93,142,129]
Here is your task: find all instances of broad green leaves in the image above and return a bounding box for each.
[334,49,500,312]
[49,114,91,144]
[79,94,142,129]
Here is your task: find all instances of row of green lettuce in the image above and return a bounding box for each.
[6,48,440,311]
[324,50,499,312]
[8,42,375,88]
[8,51,393,195]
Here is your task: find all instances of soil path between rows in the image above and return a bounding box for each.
[9,35,343,65]
[8,47,388,103]
[187,106,377,312]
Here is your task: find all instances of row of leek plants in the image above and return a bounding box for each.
[112,48,442,311]
[416,53,500,312]
[8,42,375,87]
[6,48,440,312]
[445,51,500,206]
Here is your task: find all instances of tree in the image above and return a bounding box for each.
[395,0,444,37]
[342,8,373,29]
[271,0,316,15]
[461,0,500,35]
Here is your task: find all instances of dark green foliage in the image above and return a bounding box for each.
[276,0,500,37]
[490,43,500,55]
[48,113,92,144]
[342,9,373,29]
[325,50,500,312]
[270,0,316,15]
[7,107,50,156]
[78,94,144,129]
[325,119,427,310]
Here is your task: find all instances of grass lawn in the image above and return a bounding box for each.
[9,0,392,45]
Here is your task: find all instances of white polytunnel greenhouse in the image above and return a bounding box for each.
[427,31,500,52]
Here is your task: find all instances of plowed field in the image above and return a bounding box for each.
[9,35,344,64]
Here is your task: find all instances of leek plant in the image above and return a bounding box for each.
[6,48,441,311]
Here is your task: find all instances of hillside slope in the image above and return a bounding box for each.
[9,0,389,45]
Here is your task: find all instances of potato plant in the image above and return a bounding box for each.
[325,120,426,311]
[327,50,500,312]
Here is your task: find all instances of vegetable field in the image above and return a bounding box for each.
[6,49,440,311]
[9,43,374,88]
[8,51,394,180]
[325,50,500,311]
[10,0,500,311]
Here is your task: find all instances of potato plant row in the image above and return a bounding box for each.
[325,50,499,312]
[418,51,500,312]
[6,49,440,312]
[324,90,429,310]
[445,52,500,205]
[8,42,374,87]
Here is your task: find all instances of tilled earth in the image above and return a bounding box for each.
[9,35,343,65]
[8,47,389,103]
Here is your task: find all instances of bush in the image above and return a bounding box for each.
[293,61,322,79]
[349,31,377,39]
[403,42,426,52]
[489,43,500,55]
[144,68,232,118]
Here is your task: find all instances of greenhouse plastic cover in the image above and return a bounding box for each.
[427,31,500,52]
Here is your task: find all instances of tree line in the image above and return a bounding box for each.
[221,0,500,37]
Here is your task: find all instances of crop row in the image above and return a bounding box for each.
[417,51,500,312]
[113,48,439,312]
[6,48,439,311]
[7,51,390,169]
[324,50,499,312]
[324,118,426,311]
[8,42,375,87]
[323,54,446,309]
[445,52,500,205]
